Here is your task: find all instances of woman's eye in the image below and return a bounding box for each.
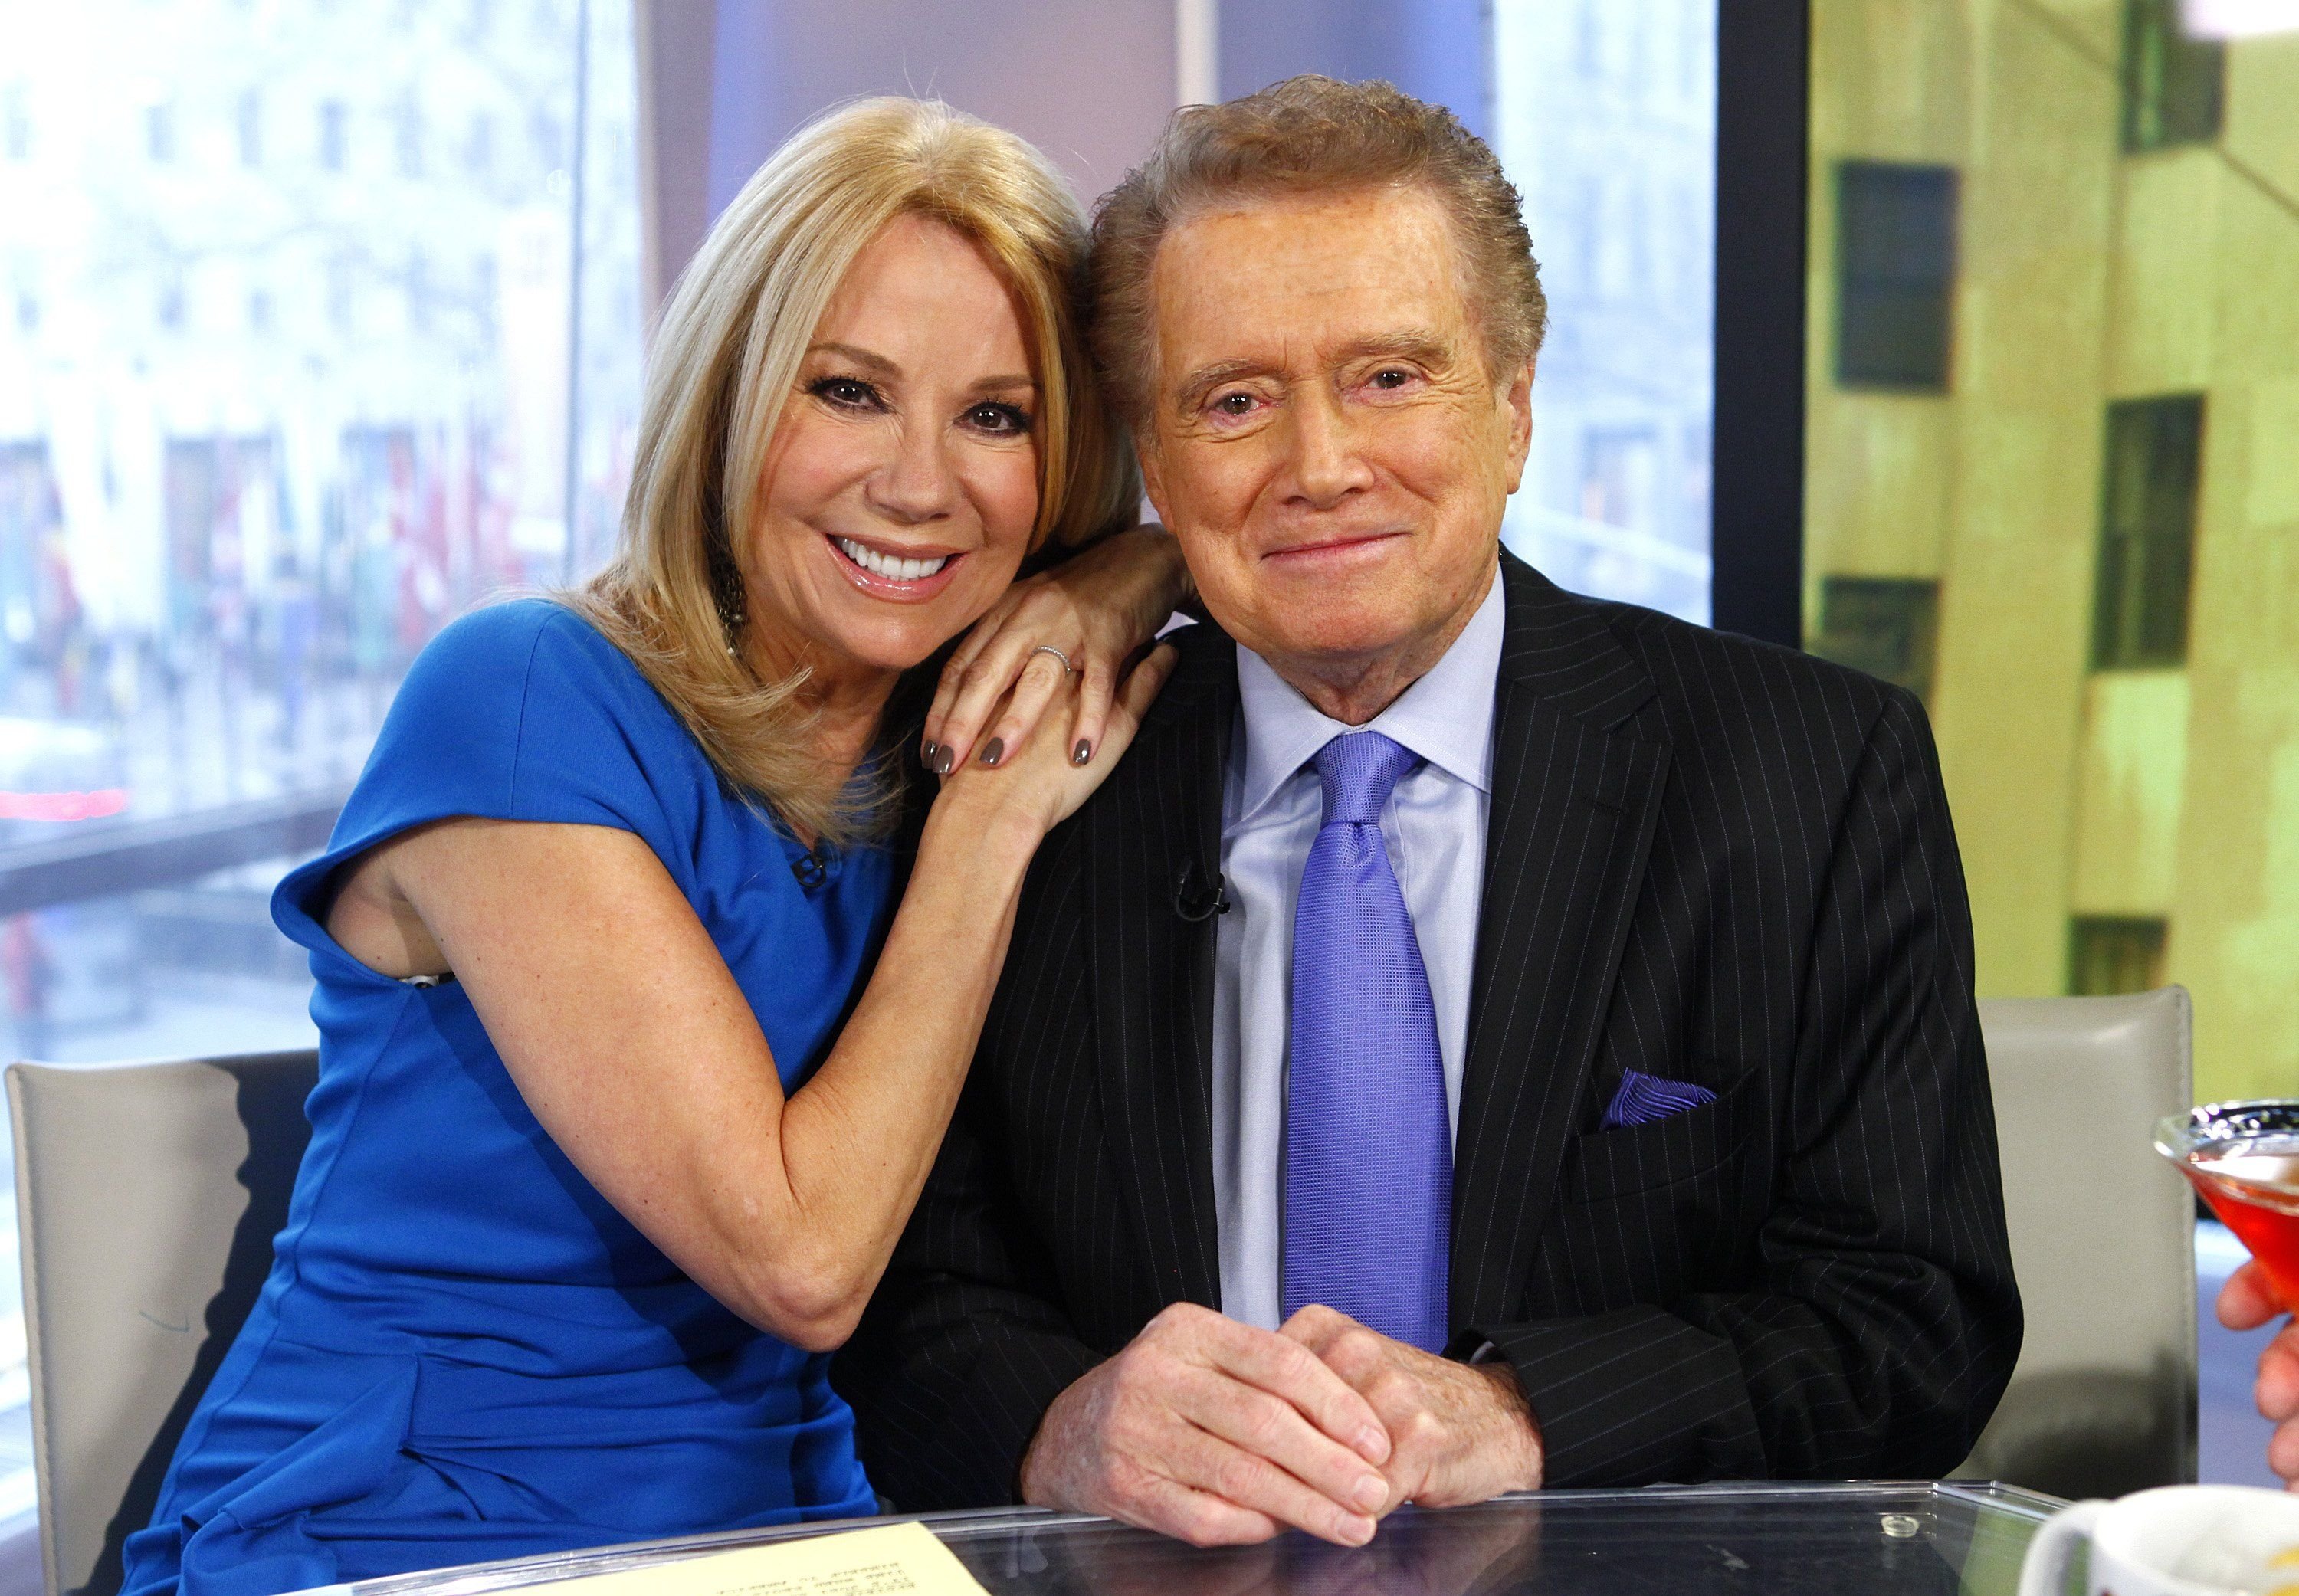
[1370,367,1415,390]
[966,402,1031,434]
[809,376,881,411]
[1213,392,1257,417]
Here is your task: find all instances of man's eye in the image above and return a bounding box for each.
[1371,368,1415,389]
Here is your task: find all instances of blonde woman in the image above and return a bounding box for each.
[122,100,1186,1596]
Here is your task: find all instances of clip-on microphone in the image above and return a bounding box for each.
[1172,859,1231,922]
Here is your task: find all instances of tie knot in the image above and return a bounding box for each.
[1310,731,1420,827]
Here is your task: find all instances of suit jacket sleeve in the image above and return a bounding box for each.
[1466,690,2023,1486]
[834,1075,1104,1509]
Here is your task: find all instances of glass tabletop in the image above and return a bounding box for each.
[326,1482,2068,1596]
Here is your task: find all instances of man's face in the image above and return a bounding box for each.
[1137,185,1532,687]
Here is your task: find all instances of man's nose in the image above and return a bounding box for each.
[1282,389,1376,509]
[867,422,957,524]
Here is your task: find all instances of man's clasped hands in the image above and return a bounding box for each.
[1018,1303,1543,1549]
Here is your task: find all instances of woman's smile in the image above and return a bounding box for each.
[826,531,968,601]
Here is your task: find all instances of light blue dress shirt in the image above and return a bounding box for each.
[1210,572,1504,1331]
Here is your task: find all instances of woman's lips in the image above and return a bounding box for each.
[824,533,966,601]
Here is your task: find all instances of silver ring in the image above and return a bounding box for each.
[1029,644,1077,677]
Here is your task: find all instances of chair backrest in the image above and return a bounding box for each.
[1958,989,2195,1498]
[8,1050,318,1596]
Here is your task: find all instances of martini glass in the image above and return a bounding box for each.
[2157,1100,2299,1306]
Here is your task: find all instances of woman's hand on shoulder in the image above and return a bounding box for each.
[921,523,1190,776]
[931,640,1179,844]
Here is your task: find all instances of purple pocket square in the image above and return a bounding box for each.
[1599,1070,1718,1130]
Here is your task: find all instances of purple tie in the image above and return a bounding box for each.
[1283,730,1451,1352]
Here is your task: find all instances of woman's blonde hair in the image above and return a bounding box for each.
[569,97,1138,845]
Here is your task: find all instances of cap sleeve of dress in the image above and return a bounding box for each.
[271,599,697,968]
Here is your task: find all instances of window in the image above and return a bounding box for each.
[325,251,353,330]
[1,2,644,1517]
[145,103,175,163]
[1492,0,1718,625]
[238,90,262,166]
[1811,577,1940,706]
[1581,428,1661,533]
[532,110,564,177]
[405,250,429,332]
[2091,395,2203,670]
[2070,916,2169,996]
[1834,161,1957,391]
[395,94,423,178]
[467,110,495,179]
[1809,2,2298,1110]
[2123,0,2224,152]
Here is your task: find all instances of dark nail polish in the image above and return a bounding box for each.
[930,746,953,775]
[1073,740,1092,765]
[920,741,940,769]
[979,737,1004,767]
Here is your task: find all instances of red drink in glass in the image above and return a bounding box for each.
[2158,1103,2299,1306]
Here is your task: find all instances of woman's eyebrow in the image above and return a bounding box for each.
[808,342,1033,394]
[808,341,900,376]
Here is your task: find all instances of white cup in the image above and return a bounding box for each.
[2018,1485,2299,1596]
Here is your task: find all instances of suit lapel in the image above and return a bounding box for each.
[1087,625,1235,1312]
[1451,554,1671,1329]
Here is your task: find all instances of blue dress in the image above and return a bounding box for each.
[123,601,891,1596]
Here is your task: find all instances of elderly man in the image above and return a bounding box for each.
[839,76,2020,1545]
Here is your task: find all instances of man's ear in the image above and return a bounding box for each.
[1500,358,1535,496]
[1136,438,1170,525]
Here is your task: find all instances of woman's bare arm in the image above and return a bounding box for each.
[324,646,1173,1352]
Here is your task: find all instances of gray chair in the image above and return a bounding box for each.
[1958,988,2196,1498]
[8,1051,317,1596]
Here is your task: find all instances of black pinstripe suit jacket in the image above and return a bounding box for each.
[838,551,2022,1502]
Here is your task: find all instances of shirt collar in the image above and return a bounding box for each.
[1231,568,1504,832]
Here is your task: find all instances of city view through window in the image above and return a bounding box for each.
[0,0,644,1516]
[1493,0,1718,626]
[1804,0,2299,1106]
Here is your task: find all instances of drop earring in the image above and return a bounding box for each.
[710,546,747,659]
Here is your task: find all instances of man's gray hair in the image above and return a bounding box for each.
[1088,74,1549,424]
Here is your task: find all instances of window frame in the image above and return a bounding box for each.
[2090,394,2206,673]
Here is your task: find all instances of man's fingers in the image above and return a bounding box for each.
[2223,1261,2286,1330]
[1118,1468,1285,1548]
[1168,1362,1390,1519]
[1201,1314,1390,1466]
[1158,1417,1376,1547]
[1278,1303,1357,1357]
